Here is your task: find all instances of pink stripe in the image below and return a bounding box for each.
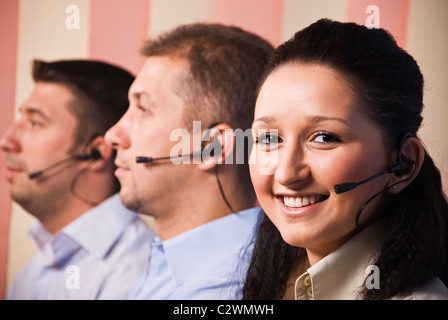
[0,0,19,299]
[346,0,409,48]
[89,0,150,75]
[213,0,283,46]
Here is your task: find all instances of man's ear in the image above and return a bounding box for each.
[83,135,114,171]
[387,136,425,194]
[199,123,235,171]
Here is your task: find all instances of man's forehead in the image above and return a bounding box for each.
[32,81,75,97]
[20,82,78,120]
[130,56,190,101]
[136,56,189,81]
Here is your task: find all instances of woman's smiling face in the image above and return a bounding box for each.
[250,63,394,265]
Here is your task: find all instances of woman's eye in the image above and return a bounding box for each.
[311,131,341,144]
[255,132,281,149]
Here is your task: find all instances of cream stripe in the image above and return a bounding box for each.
[148,0,213,39]
[407,0,448,194]
[281,0,346,42]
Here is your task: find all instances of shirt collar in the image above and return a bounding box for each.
[157,207,262,284]
[28,220,53,251]
[29,194,139,263]
[295,221,385,300]
[62,194,138,259]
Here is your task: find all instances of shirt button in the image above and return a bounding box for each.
[303,275,311,287]
[306,286,313,298]
[50,265,59,270]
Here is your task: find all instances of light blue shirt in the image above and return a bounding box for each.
[125,207,262,300]
[7,194,155,300]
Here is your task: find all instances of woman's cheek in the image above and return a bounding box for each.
[249,160,274,202]
[250,146,278,177]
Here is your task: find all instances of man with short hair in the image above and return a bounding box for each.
[1,59,154,299]
[105,23,274,299]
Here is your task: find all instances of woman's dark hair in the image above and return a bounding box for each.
[242,19,448,300]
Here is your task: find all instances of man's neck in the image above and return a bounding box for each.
[152,194,257,241]
[28,196,99,234]
[153,201,232,241]
[147,170,256,241]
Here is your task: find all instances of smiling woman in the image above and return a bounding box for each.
[243,19,448,300]
[250,63,391,261]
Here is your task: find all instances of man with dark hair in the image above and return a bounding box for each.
[1,59,154,299]
[105,23,274,299]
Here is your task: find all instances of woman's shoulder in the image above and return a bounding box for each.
[391,278,448,300]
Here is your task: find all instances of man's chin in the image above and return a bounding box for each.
[10,185,33,207]
[10,189,44,219]
[118,190,142,213]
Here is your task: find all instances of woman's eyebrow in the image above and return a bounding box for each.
[304,114,354,128]
[253,114,353,128]
[252,115,277,125]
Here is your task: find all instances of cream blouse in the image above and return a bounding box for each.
[293,221,448,300]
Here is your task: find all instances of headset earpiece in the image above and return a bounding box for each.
[80,149,102,160]
[90,149,102,160]
[393,160,415,177]
[394,132,413,177]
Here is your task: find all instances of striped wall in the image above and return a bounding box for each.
[1,0,447,299]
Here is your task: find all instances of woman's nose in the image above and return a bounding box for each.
[274,144,310,187]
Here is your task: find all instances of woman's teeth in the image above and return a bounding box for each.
[283,195,320,208]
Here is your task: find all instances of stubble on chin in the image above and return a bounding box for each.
[9,179,34,209]
[10,186,60,223]
[119,188,144,213]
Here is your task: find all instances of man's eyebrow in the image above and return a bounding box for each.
[19,106,51,122]
[131,91,156,106]
[131,91,144,100]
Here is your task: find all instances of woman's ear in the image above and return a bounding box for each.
[83,135,114,171]
[387,136,425,194]
[199,123,235,171]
